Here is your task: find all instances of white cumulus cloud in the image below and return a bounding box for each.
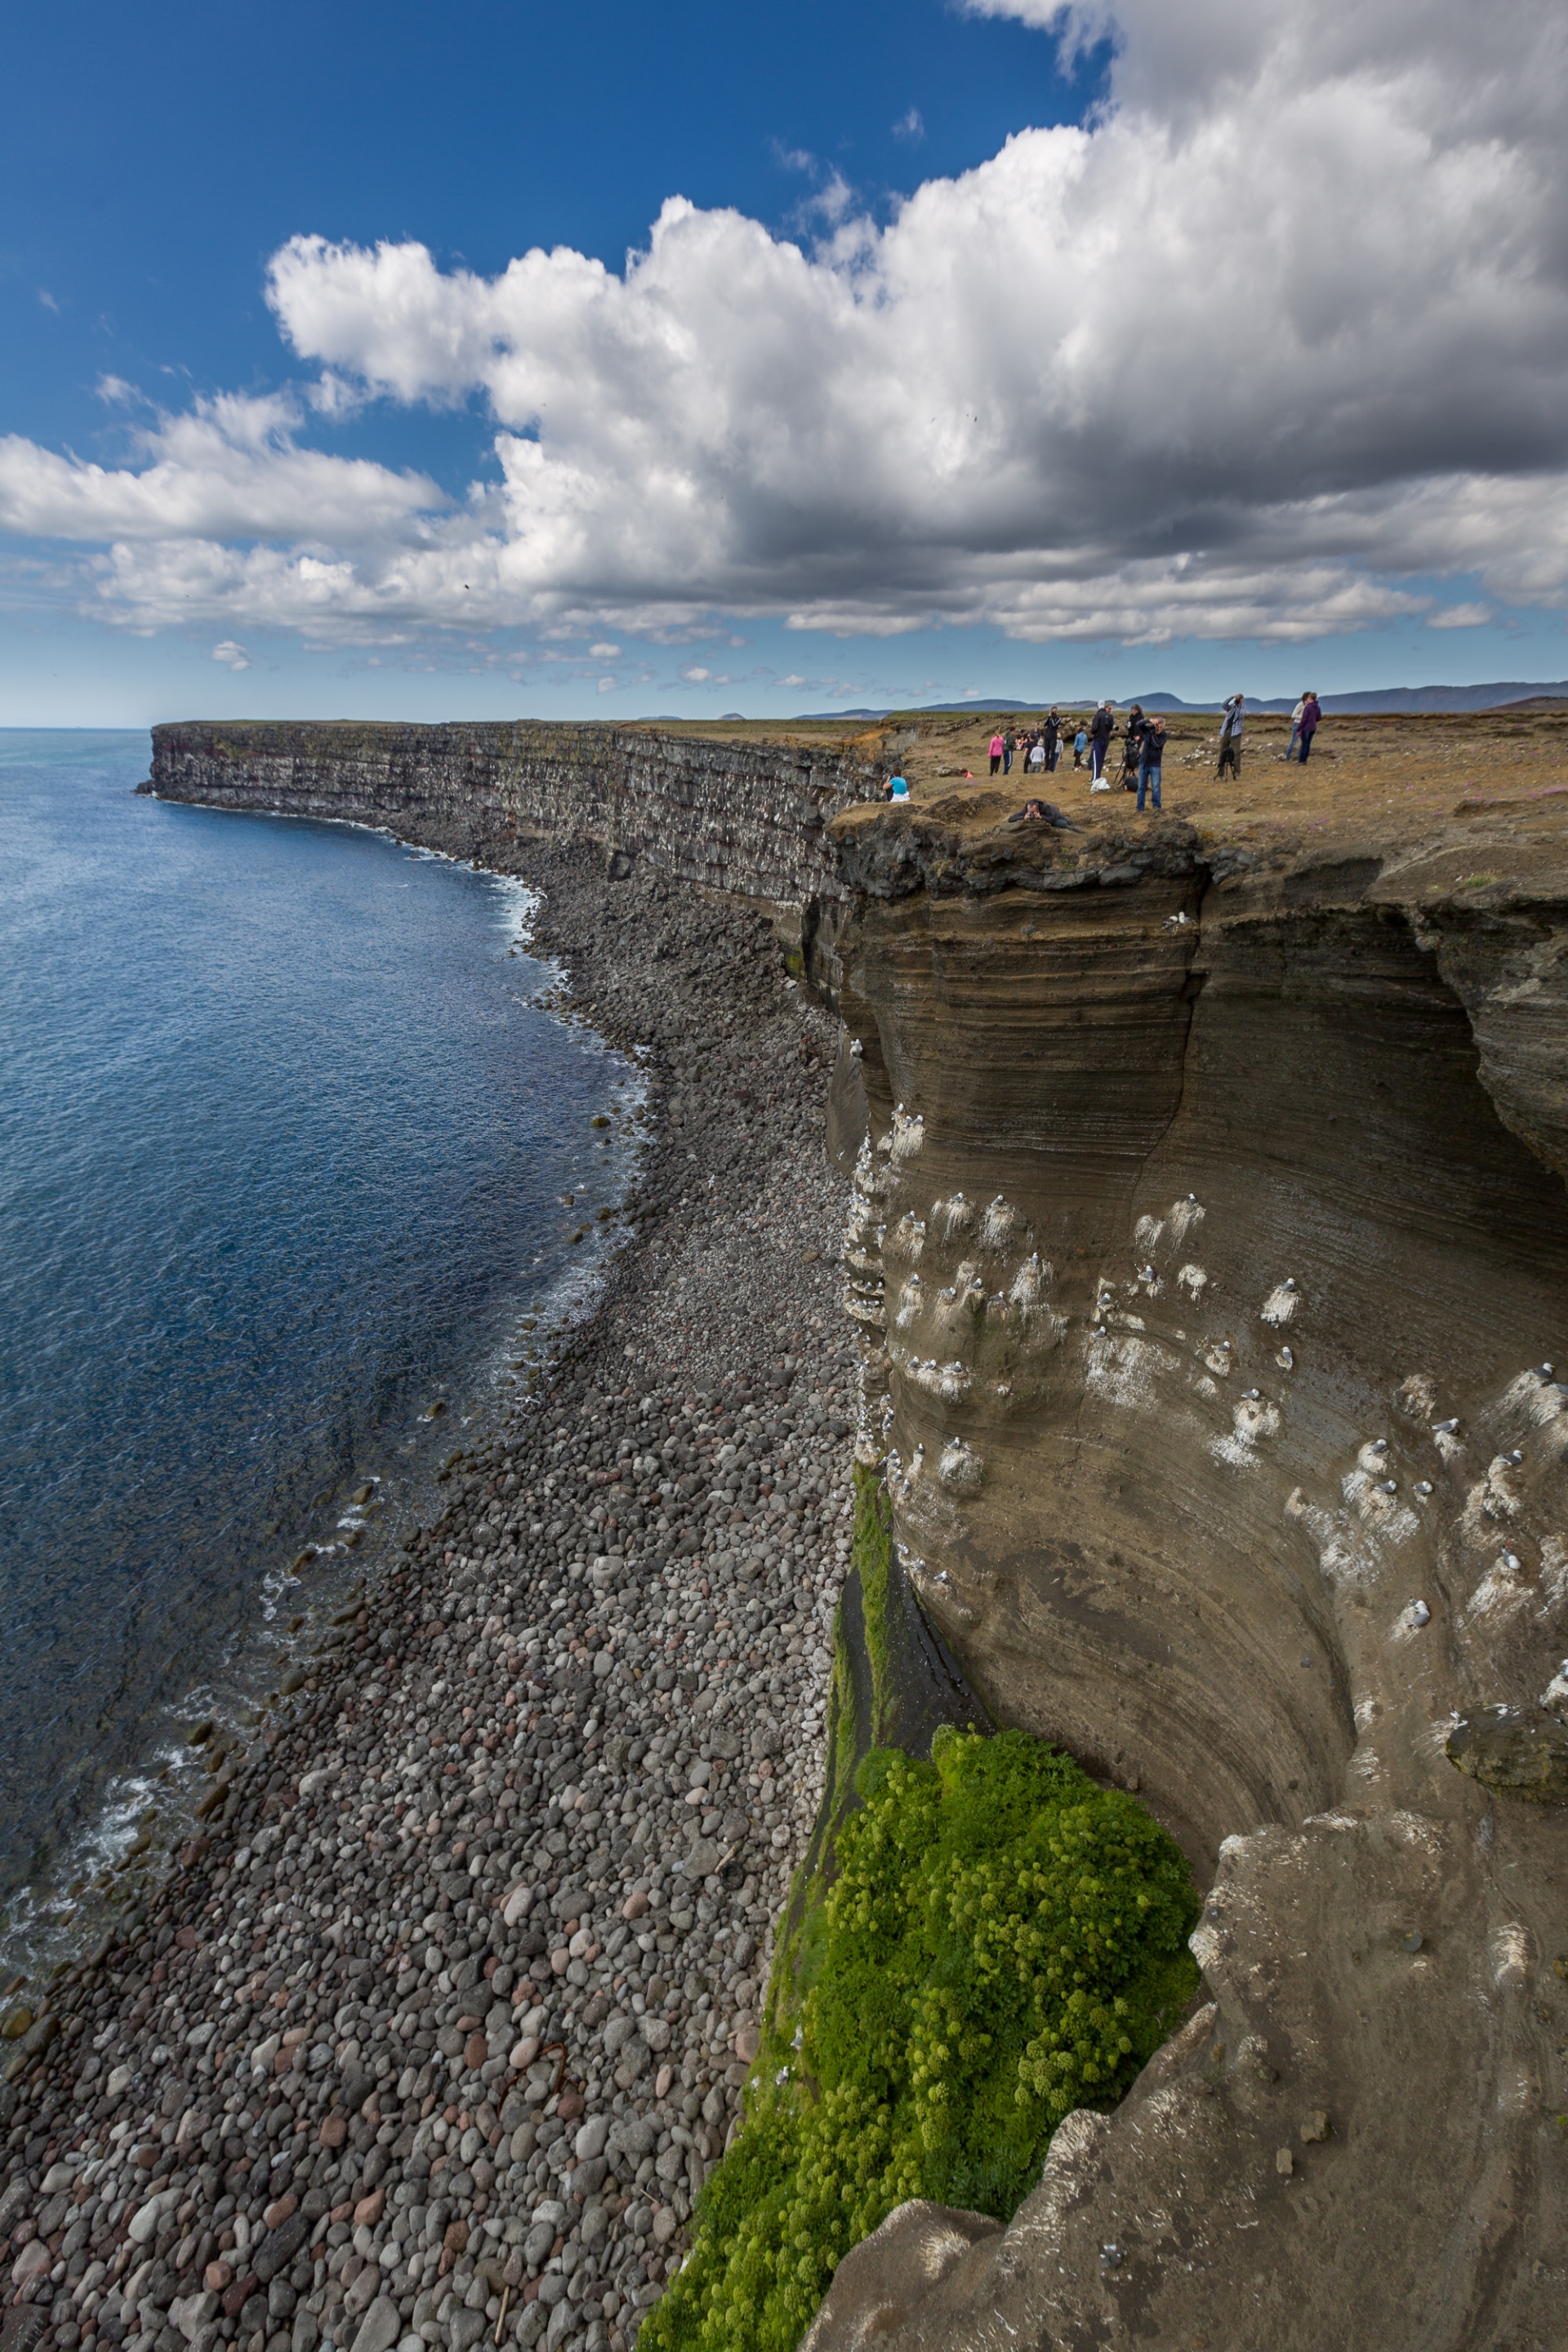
[211,639,251,670]
[0,392,441,546]
[5,0,1568,651]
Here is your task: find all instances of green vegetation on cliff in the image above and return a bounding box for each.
[641,1717,1200,2352]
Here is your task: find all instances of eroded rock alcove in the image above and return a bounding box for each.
[810,799,1568,2351]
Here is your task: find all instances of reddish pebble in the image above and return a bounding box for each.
[203,2261,233,2294]
[557,2090,585,2123]
[463,2033,488,2072]
[318,2114,347,2149]
[175,1926,198,1950]
[354,2185,385,2229]
[262,2193,296,2231]
[329,2203,355,2225]
[443,2220,469,2256]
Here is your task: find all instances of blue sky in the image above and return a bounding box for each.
[3,0,1567,724]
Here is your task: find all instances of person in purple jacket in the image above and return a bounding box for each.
[1297,692,1321,762]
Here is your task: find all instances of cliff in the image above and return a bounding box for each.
[142,718,881,930]
[135,707,1568,2345]
[811,770,1568,2352]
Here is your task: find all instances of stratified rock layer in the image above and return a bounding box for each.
[817,796,1568,2352]
[142,723,878,920]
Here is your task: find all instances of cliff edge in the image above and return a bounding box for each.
[811,736,1568,2351]
[141,719,880,924]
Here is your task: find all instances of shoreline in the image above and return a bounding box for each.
[2,835,858,2352]
[0,823,648,1987]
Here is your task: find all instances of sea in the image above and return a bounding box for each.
[0,731,641,1971]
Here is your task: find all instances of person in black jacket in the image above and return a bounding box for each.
[1041,709,1062,771]
[1089,702,1115,786]
[1119,705,1147,791]
[1137,715,1168,811]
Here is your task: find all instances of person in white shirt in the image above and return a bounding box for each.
[1285,697,1307,761]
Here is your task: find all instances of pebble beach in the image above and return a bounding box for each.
[0,842,861,2352]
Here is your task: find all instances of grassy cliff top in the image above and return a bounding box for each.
[826,705,1568,898]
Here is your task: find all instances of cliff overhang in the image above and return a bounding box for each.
[807,784,1568,2350]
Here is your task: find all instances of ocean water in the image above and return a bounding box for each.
[0,732,639,1953]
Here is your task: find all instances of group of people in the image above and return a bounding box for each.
[880,690,1326,814]
[1284,692,1323,763]
[1216,688,1323,775]
[981,708,1167,808]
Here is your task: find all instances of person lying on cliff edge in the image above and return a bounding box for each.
[1217,692,1245,780]
[1007,798,1080,829]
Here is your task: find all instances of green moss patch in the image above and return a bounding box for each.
[641,1726,1200,2352]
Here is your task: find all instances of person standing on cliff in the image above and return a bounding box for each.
[1089,702,1115,787]
[988,730,1004,775]
[1002,726,1017,775]
[1285,693,1307,761]
[1217,693,1245,781]
[1138,714,1167,812]
[1120,705,1147,791]
[1071,722,1088,770]
[1041,709,1062,770]
[1297,692,1321,762]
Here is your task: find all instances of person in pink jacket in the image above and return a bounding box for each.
[988,732,1004,774]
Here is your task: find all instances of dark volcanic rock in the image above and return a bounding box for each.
[1447,1702,1568,1800]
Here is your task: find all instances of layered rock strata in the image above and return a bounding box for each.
[140,724,878,952]
[815,795,1568,2350]
[0,844,858,2352]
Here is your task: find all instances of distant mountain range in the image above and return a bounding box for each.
[784,680,1568,722]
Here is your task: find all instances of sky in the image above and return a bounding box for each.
[4,0,1568,725]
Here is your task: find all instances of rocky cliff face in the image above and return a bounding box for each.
[814,790,1568,2352]
[136,726,1568,2341]
[143,719,879,931]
